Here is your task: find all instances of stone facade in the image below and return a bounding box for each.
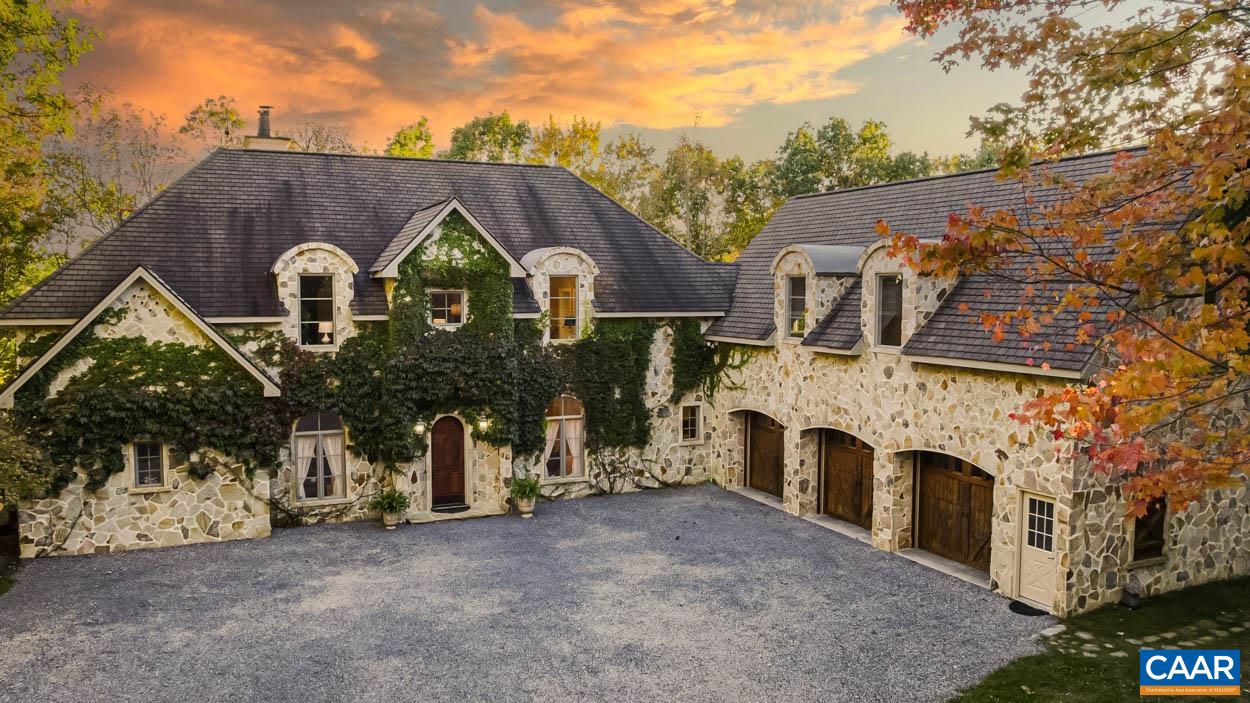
[272,242,359,351]
[524,247,599,343]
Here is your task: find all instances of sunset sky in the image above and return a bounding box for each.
[66,0,1033,160]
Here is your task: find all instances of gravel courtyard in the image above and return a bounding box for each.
[0,486,1052,702]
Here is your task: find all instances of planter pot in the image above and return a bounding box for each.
[515,496,536,518]
[382,512,401,529]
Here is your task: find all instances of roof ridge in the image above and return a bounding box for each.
[218,147,562,170]
[790,145,1147,201]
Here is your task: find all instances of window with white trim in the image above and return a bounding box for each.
[877,274,903,347]
[680,404,702,443]
[544,396,584,479]
[299,275,335,347]
[293,411,345,501]
[786,276,807,338]
[133,441,166,488]
[549,275,579,341]
[1025,496,1054,552]
[430,290,465,328]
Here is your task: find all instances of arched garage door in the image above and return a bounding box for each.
[746,412,784,499]
[916,451,994,571]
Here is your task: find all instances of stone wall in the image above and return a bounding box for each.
[19,451,271,558]
[272,242,359,351]
[707,243,1079,612]
[1066,466,1250,613]
[525,248,598,343]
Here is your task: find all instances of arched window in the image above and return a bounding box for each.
[544,396,584,479]
[293,411,345,501]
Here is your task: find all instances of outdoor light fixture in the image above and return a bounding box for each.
[477,417,490,432]
[317,321,333,344]
[414,420,426,436]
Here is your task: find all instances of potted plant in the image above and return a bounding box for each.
[368,489,411,529]
[510,474,541,518]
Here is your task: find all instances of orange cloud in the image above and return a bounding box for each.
[66,0,911,148]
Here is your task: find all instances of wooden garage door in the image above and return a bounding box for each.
[916,452,993,571]
[820,430,874,529]
[747,412,784,499]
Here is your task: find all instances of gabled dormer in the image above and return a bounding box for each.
[856,240,954,353]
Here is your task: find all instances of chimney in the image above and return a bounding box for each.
[243,104,296,151]
[257,105,273,138]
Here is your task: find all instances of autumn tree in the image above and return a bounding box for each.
[597,132,658,213]
[178,95,244,152]
[885,0,1250,510]
[385,117,435,158]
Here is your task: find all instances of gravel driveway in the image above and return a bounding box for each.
[0,485,1051,702]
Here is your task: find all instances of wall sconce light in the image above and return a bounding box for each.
[477,417,490,433]
[317,321,333,344]
[414,420,426,436]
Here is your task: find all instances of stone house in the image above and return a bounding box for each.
[0,139,1245,618]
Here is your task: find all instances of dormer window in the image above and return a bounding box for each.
[549,275,579,341]
[877,274,903,347]
[786,276,807,338]
[430,290,465,328]
[299,275,335,347]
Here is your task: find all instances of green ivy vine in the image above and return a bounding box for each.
[7,212,729,506]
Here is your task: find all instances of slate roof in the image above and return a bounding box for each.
[801,280,862,352]
[511,278,540,315]
[369,199,451,274]
[708,149,1137,372]
[2,149,732,321]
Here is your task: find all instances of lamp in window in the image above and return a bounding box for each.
[414,419,426,436]
[450,301,462,317]
[317,321,333,344]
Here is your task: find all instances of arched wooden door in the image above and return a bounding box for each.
[431,416,466,507]
[820,429,874,529]
[746,412,784,499]
[916,451,994,571]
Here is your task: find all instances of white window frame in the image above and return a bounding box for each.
[429,289,467,329]
[130,440,168,493]
[679,404,704,445]
[548,275,580,343]
[1024,495,1055,553]
[876,274,904,349]
[292,413,347,503]
[785,276,807,339]
[544,397,585,482]
[298,274,336,349]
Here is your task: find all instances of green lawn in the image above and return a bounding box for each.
[956,577,1249,702]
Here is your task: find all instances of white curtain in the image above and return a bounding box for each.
[565,417,584,477]
[296,435,318,499]
[542,420,561,477]
[321,432,344,497]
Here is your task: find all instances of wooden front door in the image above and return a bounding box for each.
[916,452,994,571]
[747,412,784,498]
[431,416,465,506]
[821,430,874,529]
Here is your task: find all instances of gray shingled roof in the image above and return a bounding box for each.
[369,199,451,274]
[2,150,731,321]
[708,150,1134,371]
[801,280,862,352]
[511,278,539,315]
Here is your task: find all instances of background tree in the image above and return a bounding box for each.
[384,117,435,158]
[886,0,1250,510]
[287,117,359,154]
[44,100,185,257]
[641,136,728,259]
[0,0,94,381]
[597,132,658,213]
[721,156,779,255]
[178,95,244,152]
[439,111,530,162]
